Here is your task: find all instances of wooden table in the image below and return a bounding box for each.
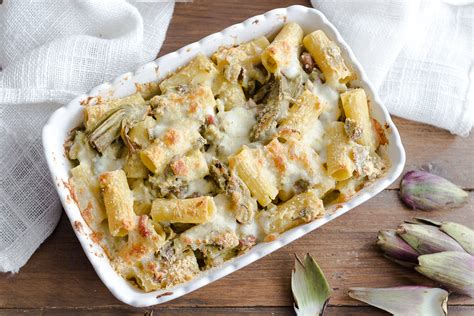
[1,1,473,315]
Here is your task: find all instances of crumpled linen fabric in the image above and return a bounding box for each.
[312,0,473,136]
[0,0,175,272]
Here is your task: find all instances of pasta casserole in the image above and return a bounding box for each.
[65,22,388,291]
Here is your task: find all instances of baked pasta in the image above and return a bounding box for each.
[66,23,389,292]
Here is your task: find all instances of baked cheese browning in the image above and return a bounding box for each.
[229,146,279,207]
[169,150,209,180]
[264,136,335,200]
[139,122,204,175]
[114,240,200,291]
[150,85,216,124]
[117,215,166,263]
[66,23,389,292]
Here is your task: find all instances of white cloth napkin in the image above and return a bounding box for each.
[312,0,474,136]
[0,0,174,273]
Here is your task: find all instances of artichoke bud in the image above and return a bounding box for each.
[348,286,449,316]
[400,170,468,211]
[376,230,419,266]
[412,217,474,255]
[416,251,474,297]
[397,223,466,255]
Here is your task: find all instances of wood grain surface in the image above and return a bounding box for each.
[1,1,473,315]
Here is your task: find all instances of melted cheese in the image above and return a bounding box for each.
[238,221,264,242]
[312,81,340,124]
[281,55,302,79]
[216,106,256,158]
[265,138,326,194]
[148,123,169,140]
[309,80,345,162]
[301,119,325,155]
[212,194,238,232]
[93,145,123,174]
[186,178,216,197]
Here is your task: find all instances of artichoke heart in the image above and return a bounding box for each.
[88,103,149,153]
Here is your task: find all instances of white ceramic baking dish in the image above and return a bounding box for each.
[42,5,406,307]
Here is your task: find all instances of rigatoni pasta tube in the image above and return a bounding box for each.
[229,146,278,207]
[303,30,352,83]
[212,36,270,84]
[326,121,355,181]
[98,170,135,236]
[341,88,377,150]
[123,152,149,179]
[240,36,271,62]
[278,89,324,133]
[151,196,216,224]
[214,75,247,110]
[258,190,325,237]
[127,116,156,149]
[151,85,216,124]
[159,54,218,93]
[261,22,304,78]
[212,36,270,69]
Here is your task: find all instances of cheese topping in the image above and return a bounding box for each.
[67,24,388,292]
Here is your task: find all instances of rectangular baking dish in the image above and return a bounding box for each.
[42,5,406,307]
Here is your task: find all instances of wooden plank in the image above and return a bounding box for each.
[0,306,473,316]
[1,191,472,309]
[389,117,474,190]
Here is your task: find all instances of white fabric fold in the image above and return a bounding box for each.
[0,0,175,272]
[312,0,473,136]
